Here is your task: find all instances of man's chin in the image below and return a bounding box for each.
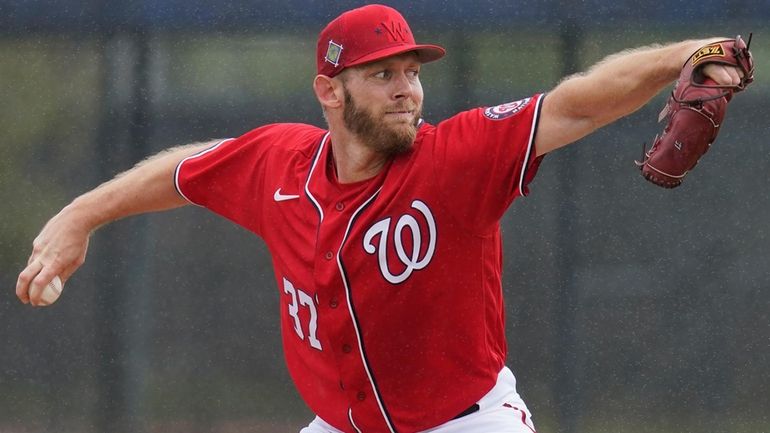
[386,128,418,155]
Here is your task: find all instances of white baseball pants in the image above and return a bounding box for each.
[300,366,537,433]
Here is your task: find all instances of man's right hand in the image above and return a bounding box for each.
[14,140,217,306]
[16,204,91,306]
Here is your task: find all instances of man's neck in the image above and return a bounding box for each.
[329,130,390,184]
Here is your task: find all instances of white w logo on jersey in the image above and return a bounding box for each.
[363,199,437,284]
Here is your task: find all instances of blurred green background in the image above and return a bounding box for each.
[1,1,769,432]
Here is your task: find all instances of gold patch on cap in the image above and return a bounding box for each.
[325,40,343,67]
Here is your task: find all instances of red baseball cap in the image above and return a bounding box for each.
[316,4,446,77]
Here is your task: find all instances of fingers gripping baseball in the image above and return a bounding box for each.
[16,210,90,306]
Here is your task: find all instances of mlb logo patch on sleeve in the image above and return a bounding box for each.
[483,97,532,120]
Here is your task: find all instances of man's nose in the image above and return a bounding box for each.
[391,72,413,100]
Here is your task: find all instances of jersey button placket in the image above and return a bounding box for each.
[313,194,379,429]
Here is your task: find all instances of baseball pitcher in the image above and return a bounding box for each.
[16,4,753,433]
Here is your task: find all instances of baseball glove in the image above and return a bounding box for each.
[636,35,754,188]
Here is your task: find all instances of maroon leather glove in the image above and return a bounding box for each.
[636,35,754,188]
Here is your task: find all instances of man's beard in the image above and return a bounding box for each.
[342,87,421,157]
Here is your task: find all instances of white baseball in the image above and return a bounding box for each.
[39,275,63,306]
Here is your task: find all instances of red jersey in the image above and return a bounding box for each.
[175,94,545,433]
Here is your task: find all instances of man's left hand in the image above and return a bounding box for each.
[702,63,746,87]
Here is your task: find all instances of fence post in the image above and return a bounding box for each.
[552,7,583,433]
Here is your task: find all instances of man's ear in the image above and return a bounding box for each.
[313,75,344,110]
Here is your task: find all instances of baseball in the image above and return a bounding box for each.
[38,275,63,306]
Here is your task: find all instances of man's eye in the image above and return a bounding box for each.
[374,71,388,79]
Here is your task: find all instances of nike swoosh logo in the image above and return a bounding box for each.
[274,188,300,202]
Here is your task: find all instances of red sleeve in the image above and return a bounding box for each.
[431,93,545,233]
[174,123,299,235]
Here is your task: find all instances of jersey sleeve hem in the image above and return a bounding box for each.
[516,93,545,197]
[174,138,234,207]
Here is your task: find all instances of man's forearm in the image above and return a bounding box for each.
[64,141,214,232]
[535,38,723,156]
[560,39,717,129]
[16,140,218,305]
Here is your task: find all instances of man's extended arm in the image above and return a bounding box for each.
[534,38,745,156]
[16,140,218,306]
